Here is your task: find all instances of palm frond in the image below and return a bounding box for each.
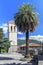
[14,3,39,32]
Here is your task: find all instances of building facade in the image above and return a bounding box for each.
[8,20,17,52]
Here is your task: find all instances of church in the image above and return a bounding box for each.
[8,20,17,52]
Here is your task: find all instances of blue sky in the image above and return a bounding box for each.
[0,0,43,38]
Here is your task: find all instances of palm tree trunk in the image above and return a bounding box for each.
[25,30,29,58]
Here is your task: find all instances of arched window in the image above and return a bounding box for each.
[11,26,12,31]
[14,26,15,31]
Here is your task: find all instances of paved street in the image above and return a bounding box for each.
[38,55,43,65]
[0,52,38,65]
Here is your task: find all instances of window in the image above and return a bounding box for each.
[11,26,12,31]
[14,26,15,31]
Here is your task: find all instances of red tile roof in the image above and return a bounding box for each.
[19,43,41,47]
[8,20,15,24]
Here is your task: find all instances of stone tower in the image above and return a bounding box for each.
[8,20,17,52]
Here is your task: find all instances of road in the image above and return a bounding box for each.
[0,52,38,65]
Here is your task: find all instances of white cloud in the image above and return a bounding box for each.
[18,35,43,42]
[2,24,8,27]
[18,37,25,40]
[30,35,43,42]
[0,23,8,34]
[3,27,8,34]
[17,32,23,34]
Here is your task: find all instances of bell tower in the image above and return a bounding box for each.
[8,20,17,52]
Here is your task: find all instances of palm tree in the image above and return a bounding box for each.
[14,4,39,58]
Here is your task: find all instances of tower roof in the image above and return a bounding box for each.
[8,20,15,24]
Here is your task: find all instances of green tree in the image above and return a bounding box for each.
[14,4,39,58]
[4,38,10,52]
[0,28,4,53]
